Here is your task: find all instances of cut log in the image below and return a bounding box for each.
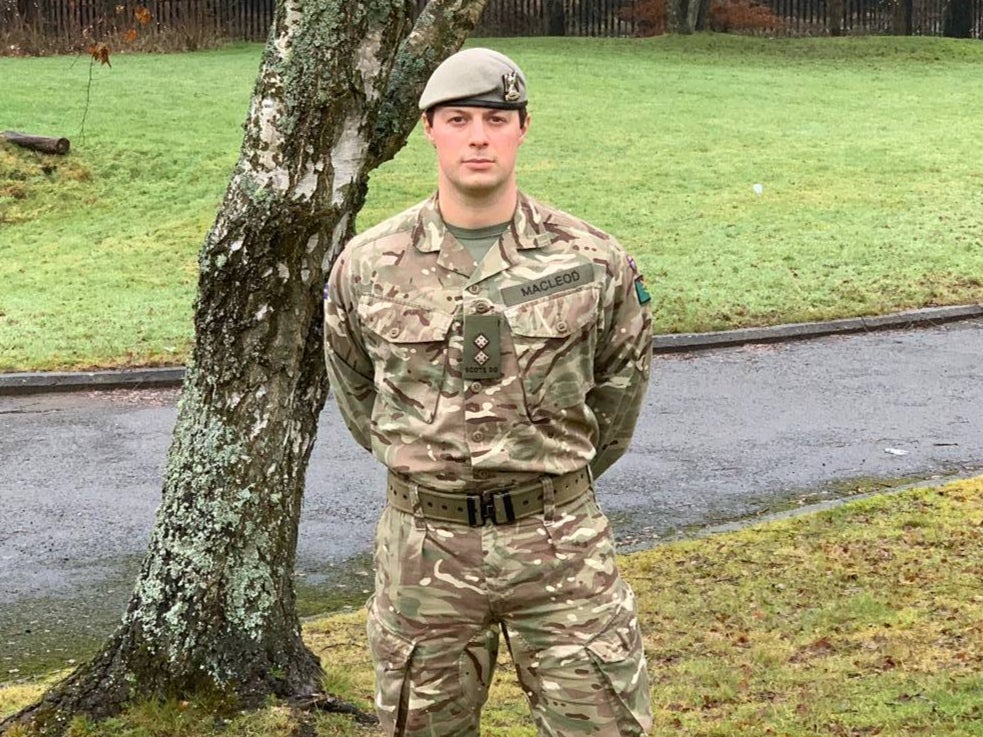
[2,130,71,155]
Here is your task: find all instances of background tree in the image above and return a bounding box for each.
[829,0,845,36]
[892,0,914,34]
[668,0,710,33]
[0,0,488,734]
[545,0,566,34]
[942,0,973,37]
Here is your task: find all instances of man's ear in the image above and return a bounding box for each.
[519,113,531,144]
[422,113,435,145]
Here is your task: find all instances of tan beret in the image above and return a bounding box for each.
[419,47,527,112]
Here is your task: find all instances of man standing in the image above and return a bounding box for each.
[324,48,653,737]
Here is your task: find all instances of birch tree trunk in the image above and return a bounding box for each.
[1,1,487,734]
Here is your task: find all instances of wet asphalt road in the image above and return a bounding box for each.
[2,318,983,675]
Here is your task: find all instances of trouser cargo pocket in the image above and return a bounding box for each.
[585,622,653,737]
[367,611,416,737]
[513,603,652,737]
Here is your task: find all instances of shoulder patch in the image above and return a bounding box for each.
[634,276,651,305]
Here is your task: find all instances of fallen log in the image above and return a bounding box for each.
[2,130,71,155]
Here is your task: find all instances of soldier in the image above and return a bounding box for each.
[324,47,653,737]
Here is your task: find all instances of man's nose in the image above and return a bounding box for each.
[468,119,489,145]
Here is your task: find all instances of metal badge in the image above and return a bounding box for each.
[502,71,521,102]
[463,314,502,380]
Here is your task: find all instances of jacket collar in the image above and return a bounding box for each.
[412,192,552,280]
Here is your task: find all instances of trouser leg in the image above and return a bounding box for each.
[367,505,498,737]
[503,583,651,737]
[496,495,653,737]
[367,607,499,737]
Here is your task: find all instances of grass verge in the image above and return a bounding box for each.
[2,35,983,371]
[3,476,981,735]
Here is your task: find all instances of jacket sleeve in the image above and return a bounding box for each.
[323,249,376,452]
[586,248,653,479]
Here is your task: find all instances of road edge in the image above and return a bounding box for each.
[2,303,981,395]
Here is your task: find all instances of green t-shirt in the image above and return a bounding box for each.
[446,221,510,266]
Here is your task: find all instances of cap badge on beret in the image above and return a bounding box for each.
[502,71,521,103]
[418,48,527,111]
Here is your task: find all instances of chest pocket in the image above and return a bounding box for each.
[357,297,453,424]
[504,284,599,422]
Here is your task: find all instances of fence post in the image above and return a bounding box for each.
[830,0,843,34]
[546,0,564,34]
[893,0,913,34]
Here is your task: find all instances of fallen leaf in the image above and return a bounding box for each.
[88,42,111,66]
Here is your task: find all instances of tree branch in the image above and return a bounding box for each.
[367,0,489,169]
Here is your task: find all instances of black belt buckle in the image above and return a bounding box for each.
[466,490,516,526]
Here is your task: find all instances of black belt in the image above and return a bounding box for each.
[386,469,591,526]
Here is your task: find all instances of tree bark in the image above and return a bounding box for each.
[2,131,71,155]
[892,0,913,35]
[942,0,973,37]
[829,0,844,36]
[687,0,708,32]
[0,0,487,735]
[668,0,709,34]
[545,0,566,35]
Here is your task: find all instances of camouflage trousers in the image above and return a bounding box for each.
[366,488,652,737]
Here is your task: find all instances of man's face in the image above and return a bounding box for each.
[423,106,529,200]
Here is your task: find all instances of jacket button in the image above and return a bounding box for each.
[556,321,568,333]
[470,381,483,393]
[471,431,484,443]
[468,285,481,294]
[388,327,400,338]
[475,301,491,313]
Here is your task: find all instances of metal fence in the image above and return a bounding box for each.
[3,0,981,45]
[431,0,641,37]
[2,0,270,44]
[767,0,983,36]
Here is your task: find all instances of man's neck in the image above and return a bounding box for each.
[438,183,518,229]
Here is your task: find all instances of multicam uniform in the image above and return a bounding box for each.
[324,192,653,737]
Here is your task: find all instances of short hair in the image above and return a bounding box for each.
[424,106,528,129]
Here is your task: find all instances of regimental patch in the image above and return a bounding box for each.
[634,276,651,305]
[323,282,330,302]
[501,264,594,306]
[463,314,502,380]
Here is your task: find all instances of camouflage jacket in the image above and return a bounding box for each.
[323,192,652,492]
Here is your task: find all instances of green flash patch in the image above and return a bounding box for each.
[634,277,651,305]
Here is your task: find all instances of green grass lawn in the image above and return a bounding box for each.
[3,477,982,736]
[2,35,983,371]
